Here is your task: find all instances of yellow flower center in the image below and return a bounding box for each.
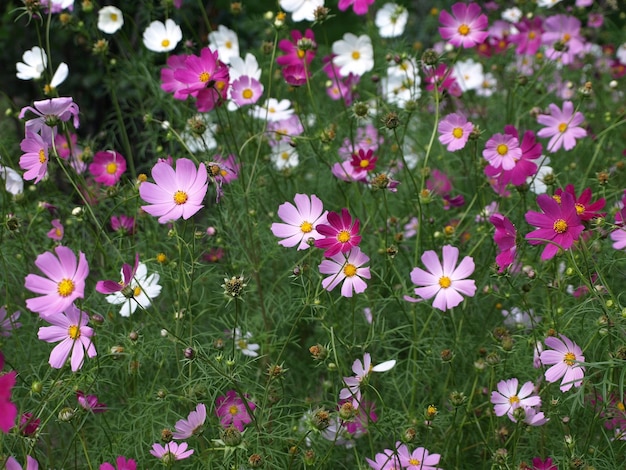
[225,40,232,49]
[199,71,211,83]
[297,49,305,59]
[229,405,239,415]
[343,263,357,277]
[452,127,463,139]
[458,24,470,36]
[352,51,361,60]
[439,276,451,288]
[496,144,509,156]
[528,31,536,40]
[300,221,313,233]
[563,33,571,43]
[110,13,118,21]
[564,351,576,366]
[359,159,370,169]
[216,81,226,91]
[242,88,253,99]
[55,228,62,237]
[161,39,170,48]
[575,203,585,215]
[509,395,520,405]
[409,459,421,466]
[133,286,142,297]
[558,122,568,133]
[39,149,46,164]
[552,195,562,204]
[553,218,568,234]
[281,151,289,160]
[68,324,81,340]
[173,190,188,205]
[57,278,75,297]
[337,230,351,243]
[617,402,625,412]
[106,162,118,174]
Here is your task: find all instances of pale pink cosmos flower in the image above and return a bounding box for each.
[491,378,541,421]
[366,447,402,469]
[25,246,89,318]
[19,132,49,184]
[438,112,473,151]
[99,456,137,470]
[150,442,194,462]
[407,245,476,311]
[4,456,38,470]
[19,97,80,145]
[89,150,126,186]
[215,390,256,431]
[482,133,522,171]
[397,443,443,470]
[271,194,328,250]
[610,191,626,250]
[339,353,396,408]
[47,219,64,241]
[438,2,489,49]
[0,306,21,337]
[173,403,206,439]
[540,334,585,392]
[37,304,97,372]
[537,101,586,153]
[140,158,208,224]
[230,75,264,107]
[319,247,371,297]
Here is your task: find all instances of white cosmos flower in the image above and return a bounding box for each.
[537,0,563,7]
[251,98,294,122]
[332,33,374,77]
[230,328,260,357]
[617,44,626,65]
[181,116,218,153]
[48,62,69,91]
[0,165,24,196]
[452,58,484,92]
[105,263,162,317]
[16,46,47,80]
[381,58,421,108]
[97,6,124,34]
[527,156,553,194]
[270,141,299,170]
[279,0,324,22]
[208,25,239,65]
[143,19,182,53]
[375,3,409,38]
[501,7,522,23]
[475,72,497,97]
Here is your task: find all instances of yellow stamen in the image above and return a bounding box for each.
[68,325,80,340]
[343,263,357,277]
[351,51,361,60]
[297,49,305,59]
[225,40,232,49]
[110,13,118,21]
[496,144,508,155]
[409,458,421,466]
[452,128,463,139]
[133,286,142,297]
[575,203,585,215]
[57,278,75,297]
[161,39,170,48]
[106,162,118,174]
[39,149,46,164]
[563,33,571,43]
[439,276,451,288]
[199,71,211,83]
[173,190,188,205]
[552,195,562,204]
[242,89,253,99]
[564,351,576,366]
[300,221,313,233]
[458,24,470,36]
[337,230,351,243]
[553,219,568,234]
[359,160,370,169]
[229,405,239,415]
[558,122,568,133]
[509,395,520,405]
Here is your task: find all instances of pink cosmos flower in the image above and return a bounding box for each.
[230,75,264,106]
[484,126,542,187]
[332,160,368,183]
[438,112,473,151]
[25,246,89,318]
[339,353,396,408]
[77,390,106,413]
[489,214,517,273]
[0,351,18,433]
[160,54,191,100]
[267,115,304,146]
[88,150,126,186]
[174,47,229,95]
[537,101,586,153]
[140,158,208,224]
[99,456,137,470]
[173,403,206,439]
[482,133,522,171]
[611,191,626,250]
[4,456,38,470]
[282,64,308,86]
[491,378,541,421]
[366,447,402,470]
[19,132,49,184]
[0,306,21,336]
[540,334,585,392]
[95,253,139,295]
[19,413,40,436]
[110,214,135,235]
[215,390,256,431]
[532,457,557,470]
[397,443,443,470]
[47,219,64,241]
[554,184,605,221]
[424,63,462,97]
[315,208,361,257]
[150,442,194,462]
[407,245,476,311]
[525,192,584,260]
[38,304,96,371]
[54,132,78,159]
[338,0,375,15]
[271,193,328,250]
[19,97,80,144]
[319,247,371,297]
[509,17,543,55]
[542,14,585,65]
[277,29,316,68]
[439,2,489,49]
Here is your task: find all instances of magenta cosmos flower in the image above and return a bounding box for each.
[489,214,517,273]
[25,246,89,318]
[532,457,557,470]
[491,378,541,421]
[215,390,256,431]
[277,29,316,68]
[397,443,443,470]
[0,351,18,433]
[439,2,488,49]
[37,304,96,372]
[319,247,371,297]
[482,133,522,171]
[95,253,139,295]
[271,193,328,250]
[537,101,586,153]
[99,456,137,470]
[525,192,584,261]
[150,442,194,462]
[338,0,375,15]
[19,132,49,183]
[315,208,362,257]
[173,403,206,439]
[140,158,208,224]
[554,184,605,221]
[89,150,126,186]
[407,245,476,311]
[77,390,106,413]
[5,456,38,470]
[438,112,474,151]
[539,334,585,392]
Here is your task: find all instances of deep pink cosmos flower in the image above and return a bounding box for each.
[482,133,522,171]
[140,158,208,224]
[150,442,194,462]
[318,247,371,297]
[0,351,18,433]
[509,17,543,55]
[47,219,64,241]
[537,101,586,153]
[397,443,443,470]
[439,2,489,49]
[271,193,328,250]
[338,0,375,15]
[77,390,106,413]
[99,456,137,470]
[525,192,584,260]
[89,150,126,186]
[407,244,477,311]
[19,413,40,437]
[484,126,543,187]
[0,306,21,337]
[4,455,38,470]
[37,304,96,372]
[315,208,362,257]
[95,253,140,295]
[19,97,80,144]
[215,389,256,431]
[350,149,378,173]
[19,132,49,184]
[174,47,229,96]
[490,214,517,273]
[277,29,316,68]
[491,378,541,421]
[282,64,308,86]
[160,54,192,100]
[554,184,605,221]
[110,214,135,235]
[540,334,585,392]
[532,457,558,470]
[424,63,462,97]
[438,112,474,151]
[25,246,89,318]
[173,403,206,439]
